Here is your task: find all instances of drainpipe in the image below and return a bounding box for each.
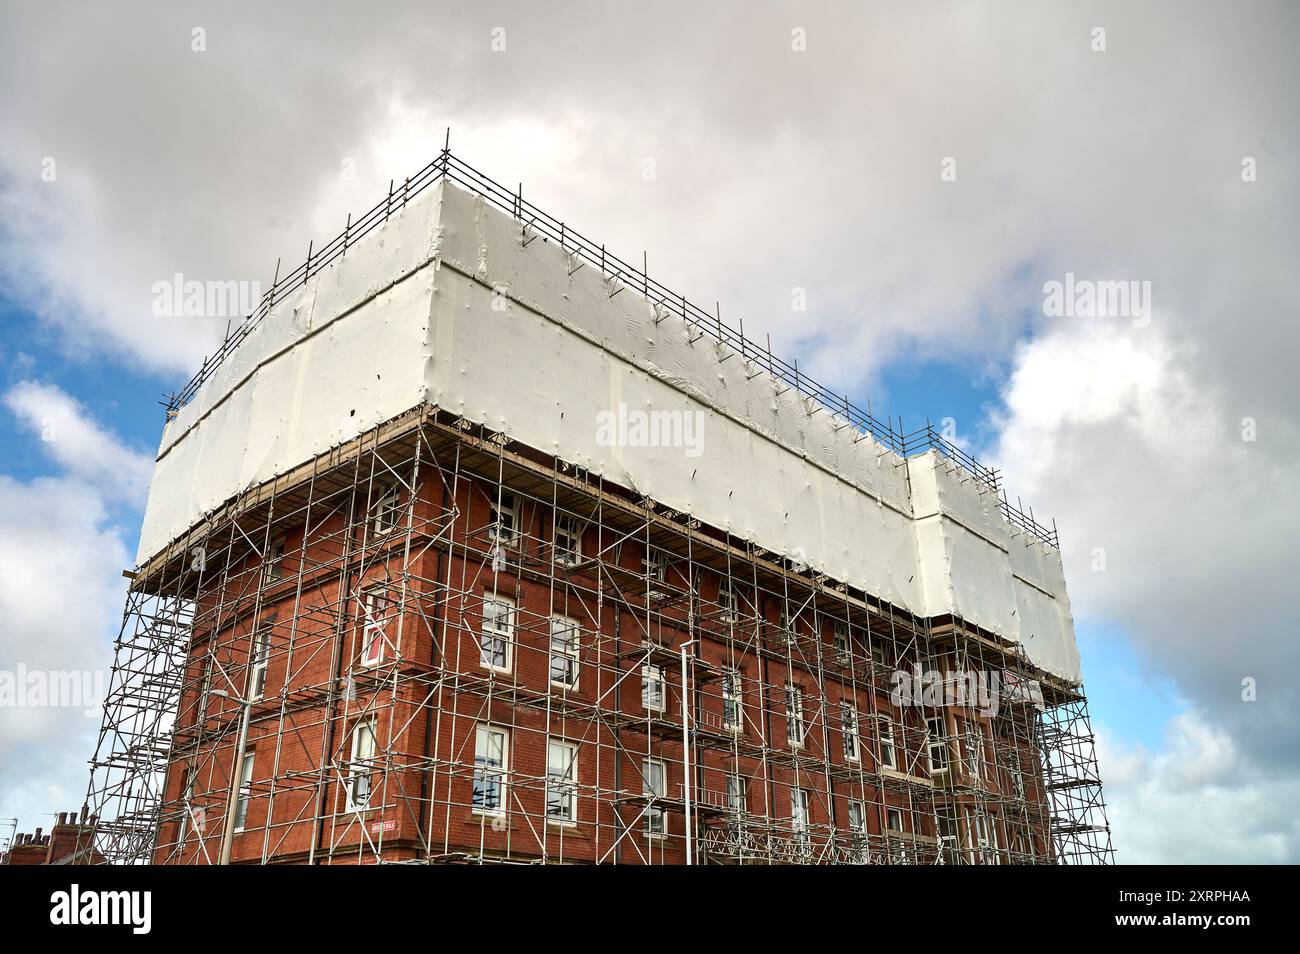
[213,690,253,866]
[679,639,698,865]
[418,542,446,857]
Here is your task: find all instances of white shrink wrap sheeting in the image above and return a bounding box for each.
[137,180,1082,684]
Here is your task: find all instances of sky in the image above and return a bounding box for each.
[1,0,1298,863]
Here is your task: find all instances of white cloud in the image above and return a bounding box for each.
[3,381,153,504]
[0,475,128,829]
[990,321,1300,757]
[1101,712,1300,864]
[3,1,1293,394]
[0,384,144,835]
[989,320,1300,862]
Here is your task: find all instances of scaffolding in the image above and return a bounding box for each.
[80,407,1112,864]
[79,147,1111,864]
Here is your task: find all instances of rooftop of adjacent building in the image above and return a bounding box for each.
[1,807,105,866]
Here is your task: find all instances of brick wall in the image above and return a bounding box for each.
[155,452,1053,865]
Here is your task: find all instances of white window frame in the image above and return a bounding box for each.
[554,514,582,566]
[988,814,1003,865]
[641,664,666,713]
[347,719,378,811]
[642,547,667,584]
[926,715,949,775]
[548,615,580,689]
[966,722,986,782]
[879,715,898,771]
[472,724,509,816]
[1010,748,1026,800]
[233,753,255,832]
[831,619,850,658]
[841,702,860,762]
[262,537,285,586]
[372,484,401,535]
[886,806,904,834]
[972,812,995,864]
[722,671,743,732]
[179,766,199,841]
[726,773,748,814]
[489,491,518,544]
[248,624,271,701]
[546,739,578,824]
[785,685,805,748]
[777,605,793,638]
[643,758,667,836]
[360,588,389,667]
[717,580,737,624]
[197,662,212,724]
[847,799,866,838]
[791,787,811,832]
[937,808,961,865]
[480,595,515,673]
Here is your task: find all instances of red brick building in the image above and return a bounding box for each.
[4,810,104,865]
[81,154,1111,865]
[99,409,1076,865]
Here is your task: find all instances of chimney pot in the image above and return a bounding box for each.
[57,812,67,826]
[34,827,42,840]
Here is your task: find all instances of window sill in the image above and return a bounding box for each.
[881,767,934,787]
